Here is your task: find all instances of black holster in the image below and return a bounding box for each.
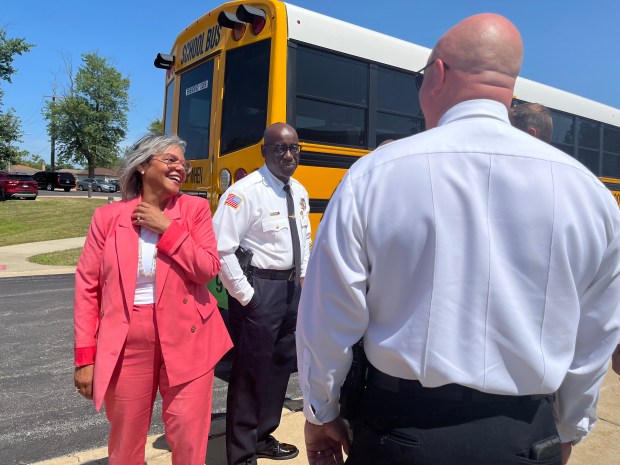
[339,339,368,422]
[235,245,254,283]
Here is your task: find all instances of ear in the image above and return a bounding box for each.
[528,127,538,138]
[428,59,448,96]
[260,144,267,159]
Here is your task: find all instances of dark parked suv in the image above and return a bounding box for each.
[0,171,38,201]
[33,171,76,191]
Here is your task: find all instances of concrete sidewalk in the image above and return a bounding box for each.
[27,368,620,464]
[0,236,86,278]
[30,404,308,465]
[2,238,620,464]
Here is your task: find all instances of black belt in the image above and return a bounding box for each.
[249,266,296,281]
[367,365,552,403]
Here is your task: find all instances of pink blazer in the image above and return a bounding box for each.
[74,194,233,411]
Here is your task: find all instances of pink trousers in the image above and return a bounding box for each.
[104,304,214,465]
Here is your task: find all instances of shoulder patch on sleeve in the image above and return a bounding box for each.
[224,192,243,209]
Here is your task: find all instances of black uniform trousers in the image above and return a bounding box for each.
[226,274,300,465]
[346,367,561,465]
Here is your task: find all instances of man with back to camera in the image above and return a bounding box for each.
[295,13,620,465]
[510,102,553,143]
[213,122,311,465]
[510,104,620,384]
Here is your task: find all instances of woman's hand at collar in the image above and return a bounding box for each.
[132,202,172,234]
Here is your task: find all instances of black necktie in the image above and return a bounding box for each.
[283,184,301,285]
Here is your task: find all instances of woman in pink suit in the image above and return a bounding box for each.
[73,134,232,465]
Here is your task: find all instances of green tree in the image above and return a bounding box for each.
[15,150,46,170]
[148,118,163,134]
[0,29,33,169]
[45,53,130,177]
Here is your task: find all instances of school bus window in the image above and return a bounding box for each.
[178,60,215,160]
[220,39,270,155]
[578,119,600,149]
[551,111,575,146]
[604,126,620,153]
[578,148,599,174]
[376,112,423,146]
[296,99,366,147]
[377,67,420,115]
[295,45,368,147]
[603,153,620,178]
[164,82,174,135]
[376,66,424,145]
[296,46,367,105]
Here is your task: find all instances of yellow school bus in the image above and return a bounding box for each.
[154,2,620,297]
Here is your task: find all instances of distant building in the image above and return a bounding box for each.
[9,164,39,174]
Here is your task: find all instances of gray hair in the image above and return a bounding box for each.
[118,133,187,198]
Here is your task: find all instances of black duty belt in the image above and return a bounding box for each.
[250,266,296,281]
[367,365,552,403]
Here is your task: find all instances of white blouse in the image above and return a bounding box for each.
[134,227,159,305]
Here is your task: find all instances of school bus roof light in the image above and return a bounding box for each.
[218,11,246,41]
[236,5,267,35]
[154,53,174,70]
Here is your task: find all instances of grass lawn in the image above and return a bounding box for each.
[28,247,83,266]
[0,198,107,247]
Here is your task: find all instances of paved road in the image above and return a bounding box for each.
[0,274,302,465]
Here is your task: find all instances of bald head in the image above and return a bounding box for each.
[435,13,522,78]
[420,14,523,128]
[263,122,297,145]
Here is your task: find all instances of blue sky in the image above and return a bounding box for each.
[2,0,619,164]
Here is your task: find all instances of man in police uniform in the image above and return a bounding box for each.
[296,14,620,465]
[213,122,311,465]
[509,102,553,143]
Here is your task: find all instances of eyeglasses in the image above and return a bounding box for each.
[152,155,192,174]
[415,59,450,90]
[264,144,303,156]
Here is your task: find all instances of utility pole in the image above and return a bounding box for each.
[44,93,62,171]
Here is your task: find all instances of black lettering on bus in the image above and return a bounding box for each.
[189,166,203,184]
[204,25,221,53]
[181,33,207,64]
[215,25,221,45]
[197,33,204,56]
[206,29,213,52]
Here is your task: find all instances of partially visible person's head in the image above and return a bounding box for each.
[377,139,395,148]
[118,133,187,199]
[261,123,300,183]
[419,13,523,129]
[509,103,553,143]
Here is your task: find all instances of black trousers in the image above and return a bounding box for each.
[226,276,300,465]
[346,373,561,465]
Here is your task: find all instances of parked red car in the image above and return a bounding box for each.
[0,171,38,201]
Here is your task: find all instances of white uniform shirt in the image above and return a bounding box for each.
[213,164,311,305]
[296,99,620,444]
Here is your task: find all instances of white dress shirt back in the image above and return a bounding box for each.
[296,99,620,444]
